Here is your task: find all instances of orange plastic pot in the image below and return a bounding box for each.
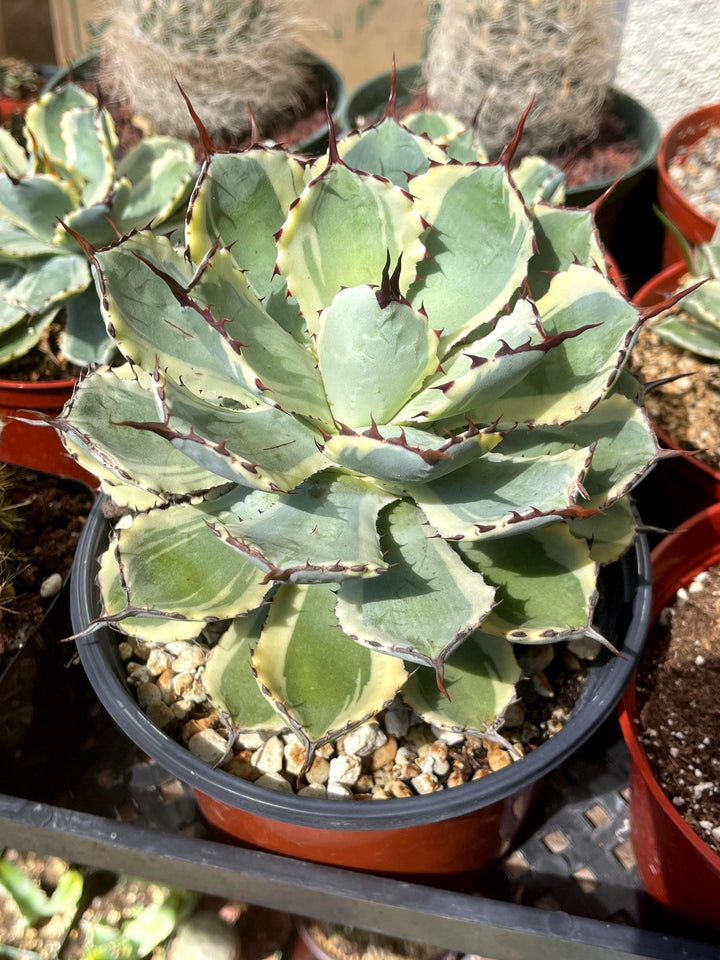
[657,103,720,267]
[0,376,95,484]
[632,261,720,500]
[72,497,652,878]
[619,504,720,931]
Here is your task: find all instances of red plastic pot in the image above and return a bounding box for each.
[0,95,32,121]
[619,504,720,931]
[657,103,720,267]
[0,376,95,485]
[632,261,720,500]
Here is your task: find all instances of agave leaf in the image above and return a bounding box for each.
[406,445,594,540]
[61,106,115,206]
[60,284,117,366]
[144,374,328,491]
[569,497,638,565]
[0,128,29,179]
[191,246,334,424]
[673,277,720,325]
[311,118,447,188]
[58,364,227,503]
[0,859,83,927]
[253,582,408,751]
[512,157,565,210]
[478,265,640,427]
[0,220,60,257]
[497,394,659,508]
[407,162,533,350]
[319,421,501,486]
[121,890,195,957]
[0,305,58,366]
[111,137,196,230]
[93,234,255,405]
[212,471,394,583]
[335,499,496,679]
[276,161,426,331]
[55,198,123,250]
[24,82,97,166]
[107,495,271,633]
[402,632,520,734]
[0,253,88,331]
[204,611,286,731]
[316,284,438,427]
[457,523,598,641]
[0,173,77,241]
[393,298,546,423]
[655,311,720,360]
[528,204,606,298]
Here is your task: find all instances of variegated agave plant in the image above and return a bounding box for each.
[57,100,668,771]
[0,83,196,368]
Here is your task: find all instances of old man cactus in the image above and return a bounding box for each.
[0,83,196,368]
[56,100,668,767]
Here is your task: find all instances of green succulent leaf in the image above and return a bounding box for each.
[313,118,447,189]
[0,128,29,179]
[0,858,83,927]
[111,136,196,230]
[655,310,720,359]
[58,364,227,505]
[512,157,565,210]
[478,265,640,427]
[0,305,58,366]
[406,444,594,540]
[0,173,77,241]
[24,82,98,166]
[402,632,520,734]
[569,496,638,565]
[204,611,286,731]
[253,582,408,751]
[0,253,88,331]
[60,283,117,365]
[319,421,501,486]
[528,204,606,298]
[0,220,60,257]
[276,161,426,331]
[186,148,306,296]
[457,523,598,641]
[317,284,438,428]
[407,162,534,349]
[335,499,496,681]
[213,471,395,582]
[62,105,115,206]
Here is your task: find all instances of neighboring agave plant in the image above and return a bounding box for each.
[0,83,196,369]
[56,96,672,771]
[651,221,720,360]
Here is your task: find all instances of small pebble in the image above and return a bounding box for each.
[298,783,327,798]
[252,736,284,775]
[254,773,293,794]
[145,700,175,730]
[39,572,63,599]
[137,681,162,708]
[326,781,353,800]
[342,721,386,757]
[188,728,228,766]
[328,754,362,786]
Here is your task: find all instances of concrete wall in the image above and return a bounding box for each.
[614,0,719,131]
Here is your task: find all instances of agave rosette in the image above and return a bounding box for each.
[55,102,664,763]
[0,83,196,367]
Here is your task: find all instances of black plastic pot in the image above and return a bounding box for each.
[71,497,652,874]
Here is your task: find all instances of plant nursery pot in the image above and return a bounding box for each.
[71,497,652,877]
[631,261,720,500]
[619,503,720,931]
[657,103,720,267]
[0,376,95,484]
[0,95,32,120]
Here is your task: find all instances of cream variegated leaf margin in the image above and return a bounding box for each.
[102,498,271,642]
[58,364,226,509]
[403,633,520,735]
[203,612,286,732]
[276,162,426,331]
[335,500,496,681]
[407,163,534,350]
[212,472,395,583]
[253,583,408,753]
[457,524,599,642]
[569,498,638,565]
[406,445,594,540]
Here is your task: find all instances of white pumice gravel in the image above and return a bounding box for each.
[124,631,596,801]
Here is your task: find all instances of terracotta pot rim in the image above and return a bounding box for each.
[619,502,720,870]
[657,102,720,234]
[0,375,77,391]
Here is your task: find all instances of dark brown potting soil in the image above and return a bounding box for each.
[636,564,720,854]
[0,322,82,383]
[629,308,720,473]
[0,466,94,674]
